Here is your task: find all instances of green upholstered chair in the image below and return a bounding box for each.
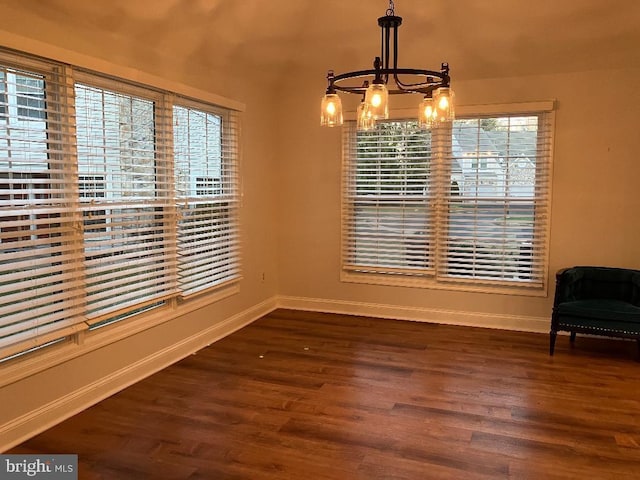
[550,266,640,357]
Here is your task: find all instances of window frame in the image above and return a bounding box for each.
[341,103,555,296]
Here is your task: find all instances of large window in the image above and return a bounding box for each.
[173,104,239,297]
[342,106,553,292]
[0,51,240,360]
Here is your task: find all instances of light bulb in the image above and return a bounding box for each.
[371,93,382,108]
[326,102,336,115]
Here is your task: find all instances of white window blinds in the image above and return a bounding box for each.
[438,115,553,286]
[343,108,553,290]
[173,104,240,297]
[0,61,87,358]
[342,121,433,276]
[0,47,242,361]
[75,83,177,324]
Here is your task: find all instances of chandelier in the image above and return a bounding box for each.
[320,0,454,130]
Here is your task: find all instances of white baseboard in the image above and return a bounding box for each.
[276,295,550,333]
[0,296,278,452]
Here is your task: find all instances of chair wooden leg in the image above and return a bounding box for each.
[550,331,557,356]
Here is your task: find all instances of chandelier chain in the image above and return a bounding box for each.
[386,0,395,16]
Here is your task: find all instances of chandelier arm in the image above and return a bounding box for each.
[384,22,391,73]
[393,18,399,70]
[376,26,388,84]
[333,86,368,95]
[333,85,441,95]
[395,68,451,90]
[380,26,384,72]
[332,68,447,83]
[394,74,440,89]
[331,68,448,95]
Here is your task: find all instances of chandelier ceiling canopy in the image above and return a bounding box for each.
[320,0,454,130]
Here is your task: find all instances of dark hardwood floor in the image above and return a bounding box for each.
[10,309,640,479]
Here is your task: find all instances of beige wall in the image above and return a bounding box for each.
[275,66,640,320]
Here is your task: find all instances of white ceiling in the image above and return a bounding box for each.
[1,0,639,84]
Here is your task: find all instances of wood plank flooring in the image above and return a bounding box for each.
[10,309,640,479]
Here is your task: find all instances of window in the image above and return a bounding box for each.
[342,105,553,292]
[0,50,240,360]
[0,63,85,358]
[173,104,239,297]
[195,177,221,196]
[75,82,176,325]
[16,75,46,119]
[78,175,106,229]
[342,122,433,275]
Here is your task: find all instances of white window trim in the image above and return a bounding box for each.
[341,101,555,297]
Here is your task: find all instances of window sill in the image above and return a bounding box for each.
[341,270,548,297]
[0,282,240,389]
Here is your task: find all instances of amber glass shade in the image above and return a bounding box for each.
[320,93,343,127]
[364,82,389,119]
[357,102,376,131]
[418,96,437,129]
[432,86,455,123]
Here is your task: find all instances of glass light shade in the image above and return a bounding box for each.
[418,96,437,129]
[364,82,389,119]
[356,102,376,131]
[432,86,455,123]
[320,93,343,127]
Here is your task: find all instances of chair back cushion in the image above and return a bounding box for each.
[578,267,635,302]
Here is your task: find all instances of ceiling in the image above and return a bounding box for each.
[1,0,639,85]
